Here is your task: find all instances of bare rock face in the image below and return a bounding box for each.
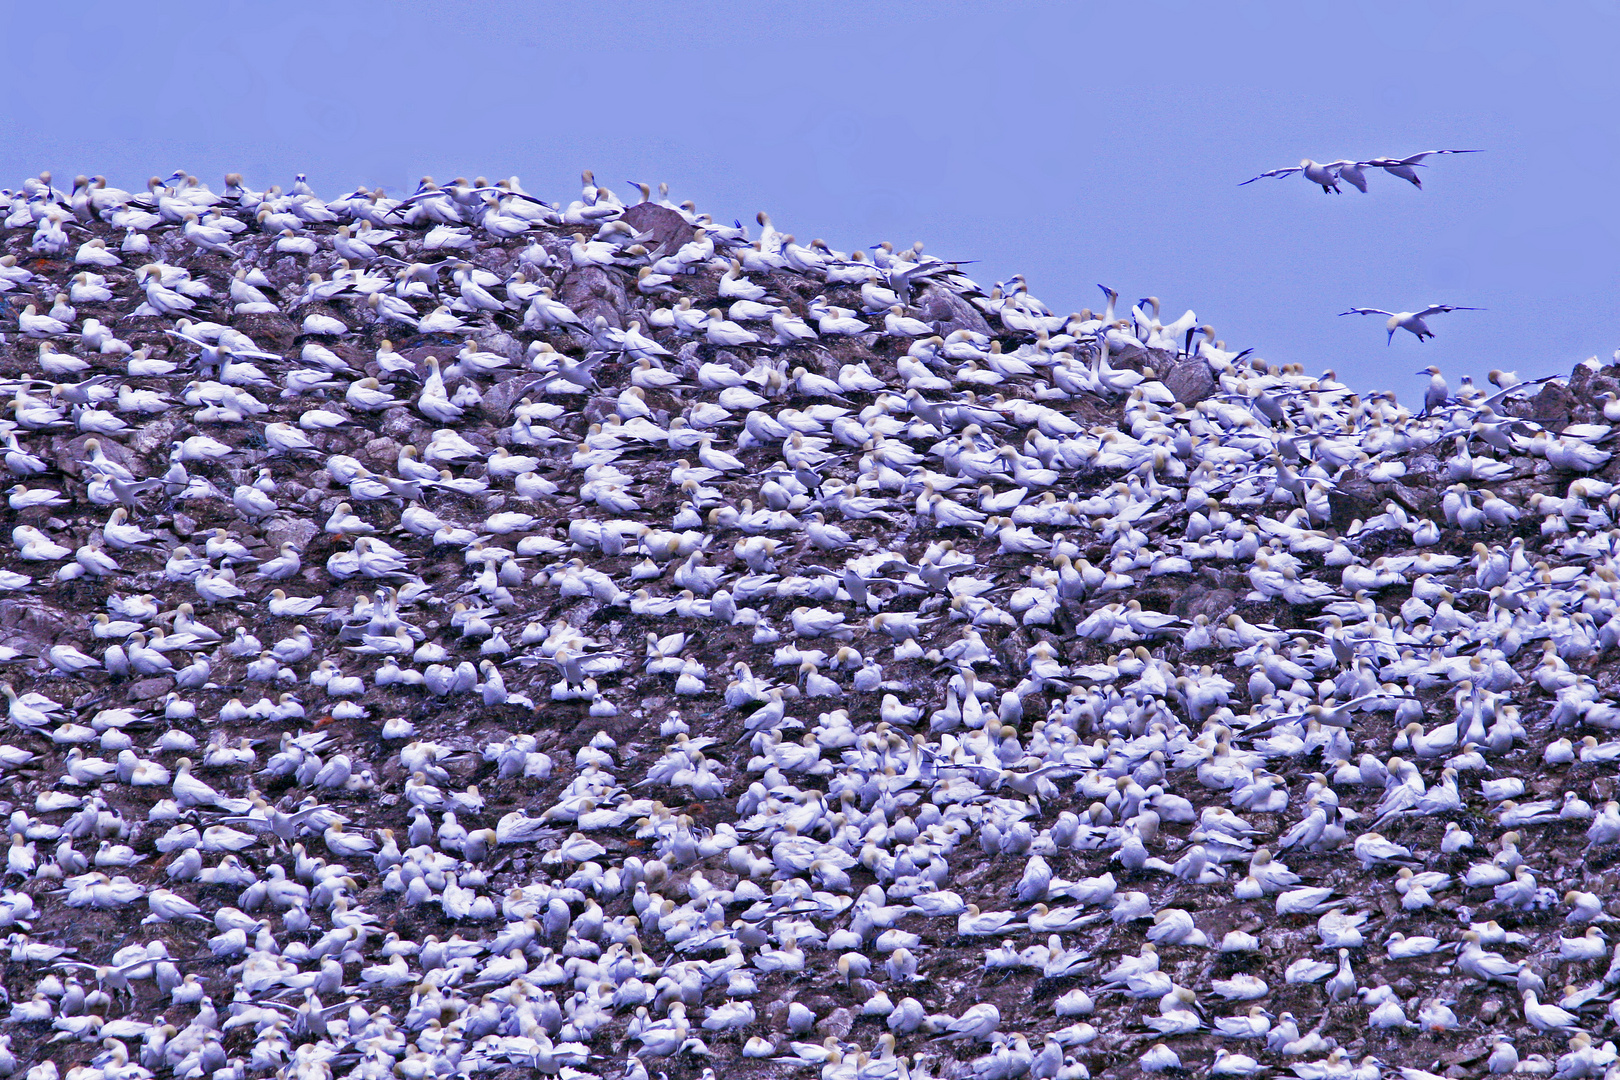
[1325,475,1385,531]
[1526,380,1578,429]
[817,1006,856,1039]
[558,264,629,329]
[54,433,142,479]
[916,284,993,337]
[481,374,547,421]
[128,675,173,701]
[361,436,402,469]
[130,413,183,457]
[0,596,70,650]
[1168,583,1236,623]
[1162,357,1216,404]
[234,310,302,350]
[263,515,319,553]
[1,166,1617,1080]
[620,201,695,256]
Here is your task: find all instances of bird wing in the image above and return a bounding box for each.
[1399,149,1483,164]
[501,191,556,209]
[1238,166,1305,185]
[1414,305,1482,317]
[386,188,454,212]
[1478,374,1558,410]
[1338,309,1393,317]
[162,329,212,349]
[221,345,284,361]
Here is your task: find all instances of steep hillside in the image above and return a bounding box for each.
[0,170,1617,1080]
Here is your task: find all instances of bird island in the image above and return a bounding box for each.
[0,168,1615,1080]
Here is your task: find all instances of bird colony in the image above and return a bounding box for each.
[0,169,1619,1080]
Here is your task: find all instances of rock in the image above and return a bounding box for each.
[1526,380,1578,429]
[130,413,183,457]
[558,266,629,330]
[264,516,319,553]
[916,284,992,337]
[1324,476,1383,532]
[1169,585,1236,623]
[382,408,419,443]
[581,396,617,427]
[233,310,302,350]
[763,994,797,1030]
[482,375,547,422]
[476,329,523,362]
[536,232,573,269]
[399,343,455,371]
[0,598,69,643]
[1390,480,1441,516]
[129,677,172,702]
[816,1007,854,1039]
[1162,358,1216,404]
[363,437,402,468]
[1567,359,1601,410]
[619,202,694,256]
[54,433,141,479]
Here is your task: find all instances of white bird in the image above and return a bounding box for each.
[1240,158,1349,193]
[1521,990,1582,1032]
[1339,304,1482,344]
[936,1002,1000,1042]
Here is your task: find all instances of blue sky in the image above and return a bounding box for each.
[3,1,1614,404]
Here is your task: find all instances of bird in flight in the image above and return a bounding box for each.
[1338,304,1482,344]
[1241,150,1481,192]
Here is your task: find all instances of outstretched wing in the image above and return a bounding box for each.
[218,344,284,361]
[162,328,212,349]
[1414,304,1482,317]
[1239,166,1305,186]
[1338,308,1393,317]
[1399,149,1482,165]
[383,188,455,217]
[502,191,556,209]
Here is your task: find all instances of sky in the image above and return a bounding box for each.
[2,1,1614,406]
